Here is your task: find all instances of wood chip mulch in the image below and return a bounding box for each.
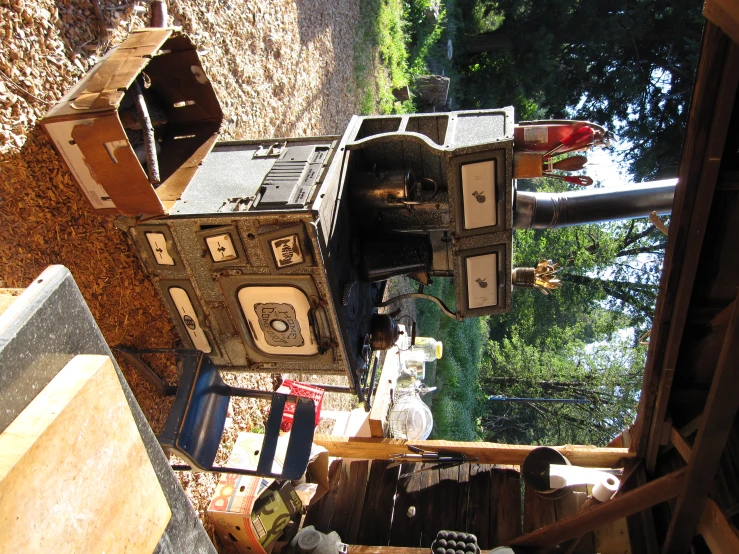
[0,0,362,544]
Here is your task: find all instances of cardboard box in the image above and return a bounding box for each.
[40,28,222,216]
[207,433,329,554]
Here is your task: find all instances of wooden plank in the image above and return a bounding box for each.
[467,464,493,547]
[659,414,703,458]
[632,22,735,459]
[369,350,400,437]
[509,468,686,548]
[662,296,739,553]
[711,299,737,327]
[495,468,523,545]
[348,547,427,554]
[331,461,370,544]
[698,498,739,554]
[0,355,171,554]
[593,517,632,554]
[705,0,739,47]
[670,427,693,463]
[389,464,425,547]
[304,458,343,532]
[523,484,557,535]
[456,463,471,536]
[555,489,595,554]
[357,461,400,545]
[425,464,460,542]
[625,466,660,554]
[313,436,633,467]
[420,464,442,547]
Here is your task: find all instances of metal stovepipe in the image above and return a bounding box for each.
[513,179,677,229]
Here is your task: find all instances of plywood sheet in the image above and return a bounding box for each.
[0,355,171,554]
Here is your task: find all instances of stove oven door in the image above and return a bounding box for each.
[219,274,334,364]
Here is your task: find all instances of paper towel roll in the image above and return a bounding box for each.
[549,464,620,501]
[592,474,620,502]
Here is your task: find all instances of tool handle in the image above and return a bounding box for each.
[563,174,594,186]
[551,155,588,171]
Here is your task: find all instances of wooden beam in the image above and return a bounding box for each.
[711,299,737,327]
[662,427,739,554]
[631,23,736,461]
[669,427,693,463]
[698,498,739,554]
[508,468,686,548]
[628,465,661,554]
[313,436,634,467]
[643,31,739,472]
[705,0,739,46]
[662,295,739,553]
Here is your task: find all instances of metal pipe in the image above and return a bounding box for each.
[513,179,677,229]
[150,0,168,28]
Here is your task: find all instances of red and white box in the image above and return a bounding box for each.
[276,380,324,432]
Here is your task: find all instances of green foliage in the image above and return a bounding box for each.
[354,0,415,115]
[430,314,488,441]
[500,180,667,344]
[480,177,667,444]
[407,7,446,75]
[411,277,487,440]
[480,334,645,445]
[454,0,702,179]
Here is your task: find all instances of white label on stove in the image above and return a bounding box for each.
[205,233,238,262]
[169,287,211,353]
[523,126,549,144]
[145,232,175,266]
[466,253,498,309]
[238,286,318,355]
[270,234,304,268]
[461,160,496,229]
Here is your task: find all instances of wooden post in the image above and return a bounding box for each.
[312,436,634,467]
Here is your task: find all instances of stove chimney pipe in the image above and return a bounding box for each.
[513,179,676,229]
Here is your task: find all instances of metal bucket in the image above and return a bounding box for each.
[521,446,572,499]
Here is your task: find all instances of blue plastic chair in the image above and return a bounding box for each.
[118,347,315,480]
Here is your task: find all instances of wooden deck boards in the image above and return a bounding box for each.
[305,462,524,548]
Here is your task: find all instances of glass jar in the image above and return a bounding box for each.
[409,336,443,362]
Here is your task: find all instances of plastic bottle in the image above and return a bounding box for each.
[409,336,443,362]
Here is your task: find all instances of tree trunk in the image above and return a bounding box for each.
[464,31,514,54]
[412,75,450,107]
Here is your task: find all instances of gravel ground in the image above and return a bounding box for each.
[0,0,362,546]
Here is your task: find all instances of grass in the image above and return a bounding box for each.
[413,277,487,441]
[354,0,415,115]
